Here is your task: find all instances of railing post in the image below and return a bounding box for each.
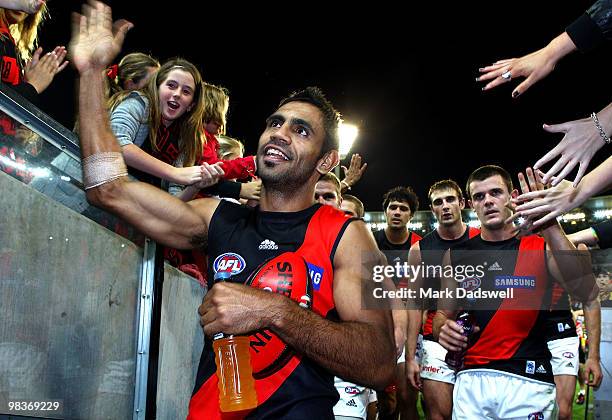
[133,237,156,420]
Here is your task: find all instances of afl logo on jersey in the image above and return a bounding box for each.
[460,277,481,292]
[344,386,360,395]
[213,253,246,276]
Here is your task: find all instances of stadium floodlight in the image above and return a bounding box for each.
[338,122,358,159]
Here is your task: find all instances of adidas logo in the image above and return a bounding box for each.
[346,399,358,407]
[565,323,571,330]
[536,365,547,374]
[258,239,278,250]
[488,262,502,271]
[567,362,574,368]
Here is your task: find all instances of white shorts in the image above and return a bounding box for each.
[547,336,580,376]
[397,334,423,365]
[420,339,456,385]
[333,378,375,419]
[453,370,557,420]
[415,333,424,364]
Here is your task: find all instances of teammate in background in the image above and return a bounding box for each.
[572,303,588,404]
[315,172,342,207]
[374,186,422,254]
[407,180,479,420]
[374,186,420,420]
[435,165,598,419]
[545,287,583,420]
[341,194,364,218]
[69,4,395,418]
[314,175,378,420]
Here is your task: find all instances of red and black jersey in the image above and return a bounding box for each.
[542,284,576,342]
[188,202,355,419]
[129,123,181,186]
[450,234,555,384]
[0,19,38,136]
[373,229,421,252]
[0,20,22,88]
[418,226,480,340]
[374,229,421,288]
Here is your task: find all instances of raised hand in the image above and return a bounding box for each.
[193,162,224,189]
[341,153,367,190]
[24,46,69,93]
[534,105,611,187]
[239,178,262,200]
[507,168,578,232]
[68,0,132,74]
[477,32,576,98]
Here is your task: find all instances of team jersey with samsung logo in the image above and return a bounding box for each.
[188,201,355,419]
[418,227,480,340]
[449,235,555,384]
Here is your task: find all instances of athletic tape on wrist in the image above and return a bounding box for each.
[82,152,128,190]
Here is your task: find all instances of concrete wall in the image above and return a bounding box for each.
[0,171,142,419]
[156,264,206,420]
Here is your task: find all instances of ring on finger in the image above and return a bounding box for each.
[501,70,512,80]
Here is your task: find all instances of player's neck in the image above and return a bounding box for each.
[385,227,409,244]
[259,184,317,212]
[437,222,466,240]
[480,224,516,242]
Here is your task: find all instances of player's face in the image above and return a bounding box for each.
[430,188,464,227]
[341,200,359,217]
[315,180,340,208]
[385,200,412,229]
[468,175,514,230]
[158,69,195,127]
[257,101,329,188]
[595,273,610,287]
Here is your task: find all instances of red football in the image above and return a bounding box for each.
[245,252,313,378]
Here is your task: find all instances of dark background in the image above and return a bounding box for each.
[36,0,612,211]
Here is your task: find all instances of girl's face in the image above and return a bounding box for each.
[126,66,159,91]
[205,120,222,135]
[6,10,28,24]
[158,69,196,127]
[224,146,243,160]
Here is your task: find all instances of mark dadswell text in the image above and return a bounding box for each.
[372,287,515,300]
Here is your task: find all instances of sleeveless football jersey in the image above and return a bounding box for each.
[374,229,422,288]
[450,235,554,384]
[418,226,480,340]
[188,202,355,419]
